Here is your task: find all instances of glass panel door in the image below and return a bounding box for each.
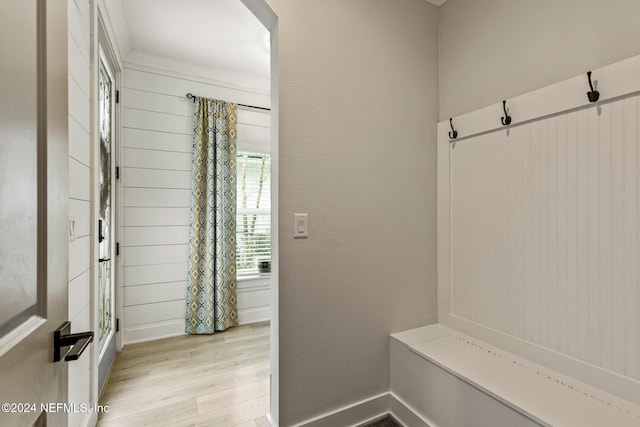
[98,54,114,353]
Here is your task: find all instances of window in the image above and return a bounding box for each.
[236,151,271,276]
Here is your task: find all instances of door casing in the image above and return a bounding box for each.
[95,10,122,397]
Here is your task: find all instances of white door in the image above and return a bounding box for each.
[0,1,73,426]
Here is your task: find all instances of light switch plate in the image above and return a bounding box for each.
[294,213,308,238]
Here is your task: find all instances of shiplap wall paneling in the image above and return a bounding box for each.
[122,188,191,208]
[122,169,191,190]
[120,66,271,344]
[123,282,187,306]
[67,1,92,426]
[122,147,192,170]
[123,225,189,246]
[123,263,189,286]
[123,66,270,108]
[123,300,187,326]
[449,93,640,383]
[123,207,190,227]
[122,128,192,152]
[238,281,271,324]
[122,245,189,266]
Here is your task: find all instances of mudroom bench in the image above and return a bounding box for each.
[389,325,640,427]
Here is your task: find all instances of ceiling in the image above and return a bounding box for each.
[106,0,271,89]
[105,0,447,90]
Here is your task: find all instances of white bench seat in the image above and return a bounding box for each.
[390,325,640,427]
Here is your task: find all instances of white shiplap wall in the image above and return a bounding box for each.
[67,0,92,426]
[120,65,271,344]
[449,95,640,382]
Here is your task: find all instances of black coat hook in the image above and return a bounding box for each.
[501,100,512,126]
[586,71,600,103]
[448,118,458,139]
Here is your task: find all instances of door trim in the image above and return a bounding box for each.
[238,1,279,424]
[94,5,123,399]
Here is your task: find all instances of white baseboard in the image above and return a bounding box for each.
[122,319,185,345]
[80,411,97,427]
[121,283,270,345]
[238,306,271,325]
[291,393,390,427]
[357,413,399,427]
[288,391,438,427]
[122,311,271,346]
[388,392,435,427]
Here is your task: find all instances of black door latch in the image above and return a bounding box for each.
[53,321,94,362]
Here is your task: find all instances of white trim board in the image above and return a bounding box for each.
[121,318,185,345]
[238,306,270,325]
[290,392,424,427]
[437,53,640,407]
[389,392,434,427]
[290,393,389,427]
[440,54,640,142]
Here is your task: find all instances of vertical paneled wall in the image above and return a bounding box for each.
[120,66,271,344]
[67,0,92,425]
[450,95,640,381]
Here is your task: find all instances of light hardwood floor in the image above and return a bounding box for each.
[98,322,270,427]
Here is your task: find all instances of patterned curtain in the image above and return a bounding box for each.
[186,97,239,334]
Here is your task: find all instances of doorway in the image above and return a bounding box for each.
[95,0,279,423]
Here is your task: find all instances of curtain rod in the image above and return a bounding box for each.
[186,93,271,111]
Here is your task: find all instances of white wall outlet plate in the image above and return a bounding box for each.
[68,217,76,241]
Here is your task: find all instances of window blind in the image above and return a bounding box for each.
[236,151,271,276]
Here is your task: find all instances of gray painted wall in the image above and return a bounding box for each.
[439,0,640,120]
[265,0,439,424]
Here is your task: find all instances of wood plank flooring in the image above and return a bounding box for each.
[98,322,270,427]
